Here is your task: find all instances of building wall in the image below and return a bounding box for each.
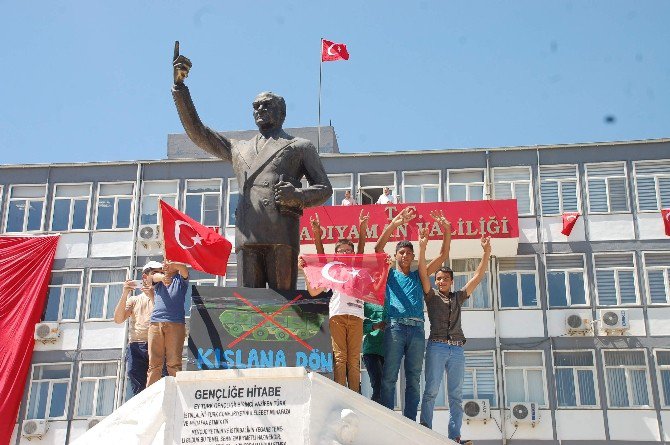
[3,138,670,444]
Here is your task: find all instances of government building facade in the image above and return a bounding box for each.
[3,128,670,444]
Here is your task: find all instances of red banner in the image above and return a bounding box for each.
[0,235,59,443]
[561,212,580,236]
[300,200,519,245]
[301,253,389,304]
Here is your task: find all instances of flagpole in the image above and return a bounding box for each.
[158,199,168,262]
[317,38,323,154]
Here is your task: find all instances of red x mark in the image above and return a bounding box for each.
[227,292,315,351]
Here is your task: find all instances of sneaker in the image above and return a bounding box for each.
[454,438,472,445]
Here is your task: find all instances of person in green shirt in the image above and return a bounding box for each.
[362,302,385,403]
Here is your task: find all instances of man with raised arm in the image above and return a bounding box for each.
[419,236,491,445]
[374,208,452,420]
[171,42,332,290]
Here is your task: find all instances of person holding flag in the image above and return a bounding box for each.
[299,209,371,393]
[374,207,452,421]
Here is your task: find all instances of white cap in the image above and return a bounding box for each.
[141,261,163,273]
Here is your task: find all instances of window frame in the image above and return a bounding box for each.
[497,255,540,309]
[551,350,600,409]
[602,349,652,409]
[643,251,670,306]
[25,362,73,420]
[183,178,223,228]
[86,268,129,321]
[139,180,179,226]
[49,182,93,232]
[74,360,120,419]
[401,170,441,203]
[539,164,581,216]
[502,350,548,408]
[446,168,487,202]
[545,254,589,308]
[593,252,640,307]
[357,171,397,205]
[327,173,354,206]
[463,351,498,407]
[4,183,48,233]
[653,349,670,408]
[225,177,239,228]
[44,269,84,322]
[633,159,670,213]
[492,166,534,216]
[94,181,136,231]
[450,258,492,310]
[585,162,630,214]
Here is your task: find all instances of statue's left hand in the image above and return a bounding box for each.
[274,178,303,208]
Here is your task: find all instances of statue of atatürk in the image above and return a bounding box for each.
[171,42,332,291]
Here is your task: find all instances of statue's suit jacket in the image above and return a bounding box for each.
[172,85,332,251]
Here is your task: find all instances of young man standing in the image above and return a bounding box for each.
[147,259,189,386]
[113,261,162,395]
[419,236,491,445]
[374,208,452,420]
[301,210,368,392]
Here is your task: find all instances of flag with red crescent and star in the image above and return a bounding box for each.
[662,209,670,236]
[561,212,580,236]
[301,253,389,304]
[321,39,349,62]
[160,199,232,276]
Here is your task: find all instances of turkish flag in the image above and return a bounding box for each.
[301,253,389,304]
[160,200,232,276]
[561,212,580,236]
[662,209,670,236]
[0,235,59,444]
[322,39,349,62]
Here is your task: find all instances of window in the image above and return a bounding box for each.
[402,171,440,203]
[603,350,650,407]
[358,172,395,205]
[452,258,491,309]
[5,184,46,233]
[87,269,127,320]
[644,252,670,305]
[493,167,533,215]
[553,351,598,407]
[50,183,92,231]
[546,255,587,307]
[498,256,538,308]
[540,165,579,215]
[185,179,222,227]
[76,362,118,417]
[140,180,178,225]
[44,270,83,322]
[634,160,670,212]
[464,351,497,406]
[328,174,354,206]
[594,253,638,306]
[226,178,239,227]
[26,363,72,419]
[447,169,485,202]
[586,163,629,213]
[503,351,546,406]
[185,270,217,317]
[95,182,134,230]
[654,350,670,408]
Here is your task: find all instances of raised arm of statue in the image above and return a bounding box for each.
[171,41,233,162]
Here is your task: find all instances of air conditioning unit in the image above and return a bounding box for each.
[34,322,60,343]
[87,417,102,429]
[463,399,490,424]
[599,309,630,334]
[138,224,162,249]
[510,402,540,427]
[22,419,48,439]
[565,313,593,335]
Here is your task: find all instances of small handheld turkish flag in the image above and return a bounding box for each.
[302,253,388,304]
[561,212,580,236]
[662,209,670,236]
[321,39,349,62]
[160,200,232,276]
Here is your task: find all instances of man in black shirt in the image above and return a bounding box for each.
[418,234,491,444]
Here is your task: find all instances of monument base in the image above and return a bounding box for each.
[73,367,455,444]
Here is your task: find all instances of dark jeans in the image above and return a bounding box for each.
[127,342,149,396]
[363,354,384,404]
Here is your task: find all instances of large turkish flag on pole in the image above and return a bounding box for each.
[160,200,232,276]
[0,235,59,444]
[321,39,349,62]
[301,253,389,304]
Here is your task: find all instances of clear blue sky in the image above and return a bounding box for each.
[2,1,669,164]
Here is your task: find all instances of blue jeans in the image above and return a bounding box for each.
[127,342,149,396]
[380,322,425,420]
[419,341,465,440]
[363,354,384,404]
